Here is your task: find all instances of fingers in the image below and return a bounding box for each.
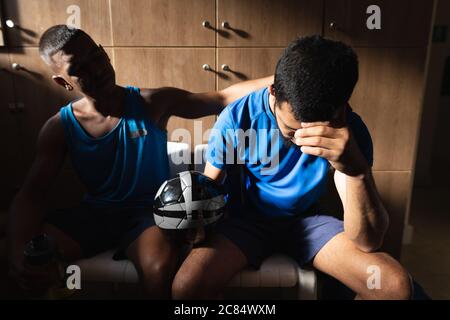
[294,136,335,149]
[300,121,330,128]
[294,125,336,139]
[300,146,336,160]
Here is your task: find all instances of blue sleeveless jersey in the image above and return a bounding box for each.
[59,86,170,208]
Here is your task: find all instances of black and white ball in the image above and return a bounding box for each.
[153,171,226,231]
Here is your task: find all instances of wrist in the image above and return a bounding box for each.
[345,165,371,181]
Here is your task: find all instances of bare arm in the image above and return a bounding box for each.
[204,161,226,183]
[141,76,274,128]
[294,120,389,252]
[334,169,389,252]
[7,114,67,264]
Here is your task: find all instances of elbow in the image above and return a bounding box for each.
[346,231,385,253]
[353,237,384,253]
[217,90,230,108]
[348,217,390,253]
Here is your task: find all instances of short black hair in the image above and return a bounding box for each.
[273,35,358,122]
[39,25,82,64]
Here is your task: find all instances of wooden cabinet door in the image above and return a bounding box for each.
[8,48,79,178]
[218,48,283,89]
[374,171,411,259]
[325,0,433,47]
[114,48,216,147]
[0,51,23,208]
[350,48,426,171]
[217,0,323,47]
[3,0,112,46]
[110,0,215,46]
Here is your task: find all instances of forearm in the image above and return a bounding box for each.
[220,75,274,106]
[163,76,274,120]
[343,171,389,252]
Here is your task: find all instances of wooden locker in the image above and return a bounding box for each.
[325,0,433,47]
[110,0,215,46]
[374,171,412,259]
[217,0,323,47]
[2,0,112,46]
[217,48,283,89]
[350,48,426,171]
[0,51,23,209]
[8,48,79,172]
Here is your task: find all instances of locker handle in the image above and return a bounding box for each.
[11,63,22,71]
[6,19,15,28]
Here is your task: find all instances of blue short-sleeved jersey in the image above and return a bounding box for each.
[206,88,373,218]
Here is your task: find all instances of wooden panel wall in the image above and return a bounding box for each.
[0,0,434,259]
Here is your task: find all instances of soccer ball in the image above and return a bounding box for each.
[153,171,226,243]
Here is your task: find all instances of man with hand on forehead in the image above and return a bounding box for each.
[171,35,428,300]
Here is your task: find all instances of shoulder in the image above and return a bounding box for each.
[42,112,65,135]
[139,88,156,103]
[220,88,267,129]
[38,112,67,152]
[346,107,374,166]
[347,108,372,140]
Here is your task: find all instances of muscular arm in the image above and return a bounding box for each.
[7,114,67,263]
[294,117,389,252]
[141,76,273,128]
[334,169,389,252]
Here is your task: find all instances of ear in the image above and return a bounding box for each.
[52,75,73,91]
[268,84,275,96]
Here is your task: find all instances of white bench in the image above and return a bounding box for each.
[75,142,318,299]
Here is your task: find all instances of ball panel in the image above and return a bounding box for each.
[160,178,183,205]
[154,180,168,200]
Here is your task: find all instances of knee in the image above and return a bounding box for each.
[172,271,210,300]
[375,253,412,300]
[384,267,412,300]
[139,259,165,279]
[136,255,176,290]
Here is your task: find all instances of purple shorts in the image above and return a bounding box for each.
[216,207,344,269]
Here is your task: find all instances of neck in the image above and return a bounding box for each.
[83,85,126,117]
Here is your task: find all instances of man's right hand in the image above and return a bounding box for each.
[9,247,54,294]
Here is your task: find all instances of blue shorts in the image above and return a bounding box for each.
[46,205,156,260]
[216,205,344,269]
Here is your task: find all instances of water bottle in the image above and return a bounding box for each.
[23,234,73,299]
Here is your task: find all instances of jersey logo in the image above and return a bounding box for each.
[129,129,148,139]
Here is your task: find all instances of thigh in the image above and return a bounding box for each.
[175,233,248,294]
[312,232,409,299]
[214,216,277,269]
[283,214,344,267]
[46,206,122,258]
[126,226,183,276]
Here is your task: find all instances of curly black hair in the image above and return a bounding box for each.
[273,35,358,122]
